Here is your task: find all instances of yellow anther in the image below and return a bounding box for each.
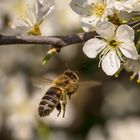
[27,24,41,36]
[130,75,134,81]
[137,79,140,84]
[89,3,105,17]
[109,40,121,48]
[115,66,123,78]
[95,3,105,16]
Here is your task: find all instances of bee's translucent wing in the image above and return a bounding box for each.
[30,77,53,88]
[72,80,101,98]
[79,80,101,87]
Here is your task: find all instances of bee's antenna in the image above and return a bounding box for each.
[66,62,79,75]
[65,62,71,70]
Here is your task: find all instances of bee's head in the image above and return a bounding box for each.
[64,70,79,81]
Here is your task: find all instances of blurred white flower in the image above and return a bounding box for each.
[9,0,54,35]
[83,21,138,75]
[124,55,140,83]
[102,81,140,117]
[70,0,113,31]
[4,73,37,140]
[107,118,140,140]
[87,126,105,140]
[109,0,136,13]
[131,0,140,11]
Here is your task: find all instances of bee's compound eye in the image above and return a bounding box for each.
[64,70,78,80]
[72,74,78,80]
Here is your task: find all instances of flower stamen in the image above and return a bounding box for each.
[109,40,121,48]
[115,48,125,62]
[90,3,105,17]
[95,4,105,16]
[98,46,110,67]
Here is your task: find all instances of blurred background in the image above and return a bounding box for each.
[0,0,140,140]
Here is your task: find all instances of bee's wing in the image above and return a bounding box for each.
[79,80,101,87]
[73,80,101,98]
[30,77,53,88]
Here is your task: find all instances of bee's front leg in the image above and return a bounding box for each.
[56,102,61,117]
[62,92,67,118]
[68,94,71,99]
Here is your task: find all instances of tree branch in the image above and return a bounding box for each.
[0,31,96,48]
[0,19,139,48]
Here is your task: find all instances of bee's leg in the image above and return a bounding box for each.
[56,102,61,117]
[62,92,67,118]
[68,94,71,99]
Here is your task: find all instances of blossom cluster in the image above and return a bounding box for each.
[6,0,140,82]
[70,0,140,80]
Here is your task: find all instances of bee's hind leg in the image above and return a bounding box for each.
[56,102,61,117]
[62,92,67,118]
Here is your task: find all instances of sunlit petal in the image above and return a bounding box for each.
[70,0,89,16]
[101,50,121,75]
[116,25,134,42]
[83,38,107,58]
[119,42,138,60]
[81,16,99,32]
[95,21,116,39]
[87,0,100,5]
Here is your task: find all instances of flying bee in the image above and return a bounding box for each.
[33,70,101,118]
[38,70,79,118]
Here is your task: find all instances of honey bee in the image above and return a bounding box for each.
[38,70,79,118]
[35,70,101,118]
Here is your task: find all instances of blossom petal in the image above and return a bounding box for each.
[83,38,107,58]
[116,25,134,42]
[37,0,54,21]
[10,0,37,27]
[81,16,99,31]
[70,0,89,16]
[95,21,116,39]
[106,0,115,9]
[87,0,100,5]
[39,0,54,6]
[101,50,121,75]
[119,42,138,60]
[132,1,140,12]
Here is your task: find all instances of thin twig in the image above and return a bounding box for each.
[0,31,96,47]
[128,18,140,26]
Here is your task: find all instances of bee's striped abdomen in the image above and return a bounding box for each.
[38,86,62,117]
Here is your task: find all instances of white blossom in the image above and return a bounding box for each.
[109,0,140,13]
[9,0,54,34]
[0,73,37,140]
[70,0,113,31]
[124,55,140,83]
[83,21,138,75]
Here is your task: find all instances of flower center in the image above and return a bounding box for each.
[109,40,120,48]
[95,3,105,16]
[90,3,105,17]
[27,24,41,35]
